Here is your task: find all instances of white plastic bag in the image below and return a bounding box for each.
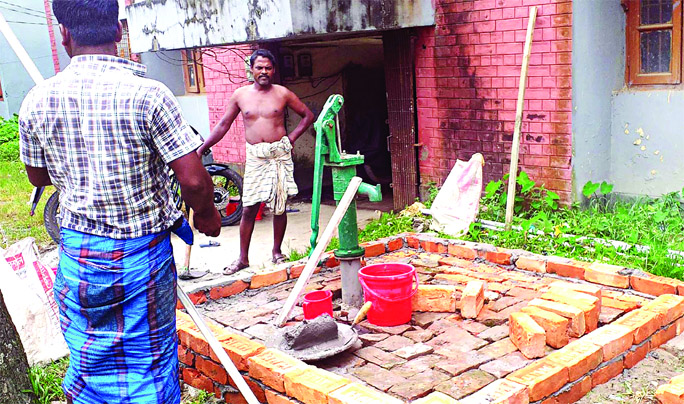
[430,153,485,237]
[2,238,68,365]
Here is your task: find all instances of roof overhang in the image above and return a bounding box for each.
[125,0,435,53]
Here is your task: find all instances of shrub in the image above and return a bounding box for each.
[0,115,20,162]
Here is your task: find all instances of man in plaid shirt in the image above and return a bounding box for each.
[19,1,221,403]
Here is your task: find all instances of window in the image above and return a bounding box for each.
[182,49,205,93]
[627,0,682,85]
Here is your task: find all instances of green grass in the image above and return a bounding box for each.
[28,357,69,404]
[0,161,54,249]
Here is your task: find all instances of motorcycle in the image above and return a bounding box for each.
[33,161,243,245]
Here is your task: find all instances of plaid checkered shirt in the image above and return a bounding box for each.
[19,55,202,239]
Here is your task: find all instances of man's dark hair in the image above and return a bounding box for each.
[53,0,119,46]
[250,49,276,67]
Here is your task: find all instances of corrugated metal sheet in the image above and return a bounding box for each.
[383,29,418,211]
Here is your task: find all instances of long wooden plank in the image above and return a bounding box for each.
[275,177,362,327]
[504,6,538,231]
[177,287,260,404]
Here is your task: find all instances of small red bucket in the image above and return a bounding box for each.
[302,290,333,320]
[358,263,418,326]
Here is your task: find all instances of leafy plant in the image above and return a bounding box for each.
[0,115,20,162]
[582,180,614,199]
[28,357,69,404]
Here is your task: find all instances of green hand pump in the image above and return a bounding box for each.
[310,94,382,307]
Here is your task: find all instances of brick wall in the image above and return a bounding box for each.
[202,46,255,164]
[416,0,572,201]
[43,0,60,74]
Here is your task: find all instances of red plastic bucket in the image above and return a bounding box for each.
[302,290,333,320]
[358,263,418,326]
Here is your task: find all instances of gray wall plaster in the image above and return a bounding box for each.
[572,0,625,200]
[125,0,434,53]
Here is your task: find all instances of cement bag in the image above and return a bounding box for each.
[430,153,485,237]
[2,238,68,365]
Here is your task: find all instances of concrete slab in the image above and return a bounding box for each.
[171,201,382,275]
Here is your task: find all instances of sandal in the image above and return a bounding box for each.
[272,254,287,264]
[224,260,249,275]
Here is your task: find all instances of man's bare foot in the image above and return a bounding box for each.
[272,254,286,264]
[224,260,249,275]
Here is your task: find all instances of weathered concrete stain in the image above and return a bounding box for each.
[126,0,434,53]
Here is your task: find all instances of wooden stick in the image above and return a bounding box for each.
[504,6,538,231]
[177,286,260,404]
[275,177,362,327]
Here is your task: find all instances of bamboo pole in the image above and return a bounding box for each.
[504,6,538,231]
[275,177,362,327]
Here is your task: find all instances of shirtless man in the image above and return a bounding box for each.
[198,49,314,273]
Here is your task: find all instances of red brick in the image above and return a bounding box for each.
[248,349,307,392]
[586,324,634,362]
[510,312,546,359]
[516,255,547,273]
[651,323,677,348]
[422,240,447,253]
[527,298,586,337]
[546,259,586,280]
[447,243,478,260]
[459,378,529,403]
[188,290,208,305]
[601,297,638,312]
[177,325,210,357]
[413,285,458,312]
[507,359,569,401]
[363,241,386,257]
[541,376,591,404]
[584,263,629,288]
[283,367,350,404]
[250,267,288,289]
[520,306,569,348]
[624,342,649,369]
[540,289,599,332]
[630,273,680,296]
[209,280,249,300]
[613,309,663,344]
[210,334,265,371]
[387,238,404,252]
[265,389,298,404]
[328,383,404,404]
[412,391,461,403]
[178,345,195,367]
[484,248,512,265]
[546,338,603,382]
[195,356,228,385]
[182,368,214,393]
[407,235,421,249]
[591,359,624,387]
[656,382,684,404]
[461,281,485,318]
[642,294,684,324]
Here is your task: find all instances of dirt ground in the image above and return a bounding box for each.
[577,348,684,404]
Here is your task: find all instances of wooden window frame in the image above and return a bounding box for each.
[182,49,205,94]
[627,0,682,85]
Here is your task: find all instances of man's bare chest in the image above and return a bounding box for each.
[240,97,287,121]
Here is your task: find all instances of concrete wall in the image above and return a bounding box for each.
[572,0,625,200]
[0,0,59,117]
[126,0,434,53]
[140,51,186,96]
[610,91,684,197]
[177,95,210,138]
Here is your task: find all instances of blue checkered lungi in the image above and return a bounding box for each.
[54,228,180,404]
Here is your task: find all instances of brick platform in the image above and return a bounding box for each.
[176,233,684,403]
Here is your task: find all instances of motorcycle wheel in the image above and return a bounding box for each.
[44,191,61,244]
[205,164,243,226]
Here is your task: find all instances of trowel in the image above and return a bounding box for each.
[269,314,358,362]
